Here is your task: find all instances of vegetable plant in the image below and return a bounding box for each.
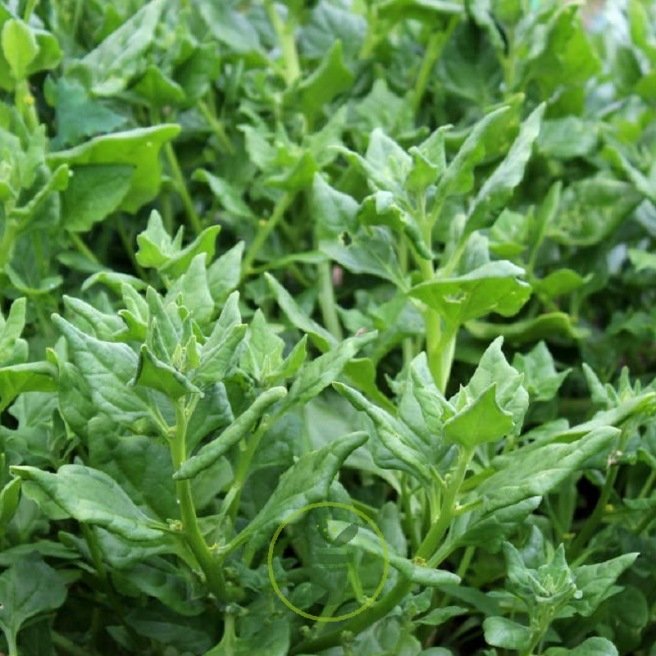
[1,1,656,655]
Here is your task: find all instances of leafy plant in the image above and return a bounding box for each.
[0,0,655,655]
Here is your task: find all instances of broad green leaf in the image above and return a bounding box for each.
[567,553,639,618]
[326,519,458,588]
[473,427,618,512]
[60,164,133,232]
[0,297,27,365]
[444,384,515,446]
[283,332,377,409]
[0,556,67,654]
[513,341,570,402]
[195,292,247,384]
[133,345,200,400]
[334,382,435,483]
[11,464,166,540]
[195,0,262,55]
[295,41,354,121]
[174,387,287,480]
[320,227,407,288]
[233,432,367,551]
[410,261,531,325]
[48,125,181,212]
[265,271,335,351]
[433,106,510,205]
[548,179,641,246]
[544,638,619,656]
[628,248,656,272]
[52,313,152,425]
[538,117,598,159]
[483,616,531,649]
[240,310,285,384]
[312,174,358,241]
[466,312,583,345]
[467,103,545,233]
[0,362,57,412]
[534,268,588,300]
[0,477,21,534]
[136,210,220,277]
[1,19,38,80]
[81,0,165,95]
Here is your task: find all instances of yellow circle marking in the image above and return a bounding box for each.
[267,501,390,622]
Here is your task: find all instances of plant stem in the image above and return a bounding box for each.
[52,632,95,656]
[242,192,294,276]
[411,17,458,113]
[162,140,202,235]
[569,453,620,558]
[69,232,100,265]
[170,400,226,600]
[15,79,39,131]
[419,446,473,559]
[198,101,234,154]
[317,261,343,341]
[152,108,202,235]
[265,0,300,85]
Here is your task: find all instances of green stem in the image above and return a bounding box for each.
[0,219,19,269]
[317,261,343,341]
[242,192,294,276]
[69,232,100,265]
[15,79,39,132]
[198,101,234,154]
[420,446,473,559]
[411,17,458,113]
[170,400,226,600]
[265,0,300,85]
[23,0,38,20]
[162,140,202,235]
[52,632,95,656]
[152,108,202,235]
[569,459,619,558]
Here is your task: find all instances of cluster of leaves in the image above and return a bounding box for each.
[1,0,656,654]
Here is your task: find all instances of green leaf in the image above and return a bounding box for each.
[444,384,514,447]
[1,19,38,80]
[0,556,67,654]
[265,271,335,351]
[283,332,377,409]
[334,381,435,484]
[0,297,27,365]
[295,41,354,121]
[136,210,220,276]
[233,432,367,551]
[81,0,166,95]
[513,341,570,402]
[174,387,287,480]
[567,553,639,618]
[410,261,531,325]
[11,464,165,540]
[483,616,532,649]
[52,312,152,425]
[48,125,181,212]
[475,427,619,512]
[543,638,619,656]
[0,362,57,412]
[60,164,133,232]
[467,104,545,233]
[133,345,200,400]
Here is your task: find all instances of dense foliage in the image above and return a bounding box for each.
[1,0,656,654]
